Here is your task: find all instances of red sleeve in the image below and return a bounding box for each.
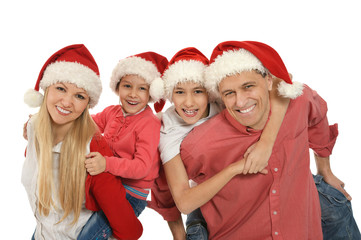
[147,165,181,221]
[306,86,339,157]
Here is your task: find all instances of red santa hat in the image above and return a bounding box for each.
[24,44,102,108]
[205,41,303,100]
[161,47,209,100]
[109,52,168,112]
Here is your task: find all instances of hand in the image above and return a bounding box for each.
[23,114,32,140]
[322,172,352,201]
[243,141,271,175]
[229,158,268,176]
[85,152,106,175]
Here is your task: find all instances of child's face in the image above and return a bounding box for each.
[172,82,209,125]
[118,74,150,114]
[46,82,89,129]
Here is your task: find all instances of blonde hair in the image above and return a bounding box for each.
[34,89,98,224]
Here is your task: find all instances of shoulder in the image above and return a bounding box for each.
[183,112,226,145]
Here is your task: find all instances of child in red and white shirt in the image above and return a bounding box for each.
[84,52,168,217]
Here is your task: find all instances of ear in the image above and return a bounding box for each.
[266,74,273,91]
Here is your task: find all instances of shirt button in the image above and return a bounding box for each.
[275,232,279,235]
[274,168,278,172]
[272,189,277,194]
[273,211,277,215]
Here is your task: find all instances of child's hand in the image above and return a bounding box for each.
[243,141,272,175]
[23,114,32,140]
[85,152,106,175]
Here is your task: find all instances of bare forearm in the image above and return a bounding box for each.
[166,157,242,214]
[167,217,186,240]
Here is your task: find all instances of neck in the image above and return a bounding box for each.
[52,122,73,145]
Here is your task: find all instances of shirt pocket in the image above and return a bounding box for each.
[283,127,309,176]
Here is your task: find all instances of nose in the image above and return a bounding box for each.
[184,93,195,108]
[129,88,137,98]
[61,93,73,107]
[235,91,247,108]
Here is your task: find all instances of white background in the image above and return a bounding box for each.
[1,0,360,239]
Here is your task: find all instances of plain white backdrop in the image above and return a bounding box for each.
[1,0,360,239]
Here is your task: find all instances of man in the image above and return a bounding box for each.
[179,41,345,239]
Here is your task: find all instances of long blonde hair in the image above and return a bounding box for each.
[34,89,98,224]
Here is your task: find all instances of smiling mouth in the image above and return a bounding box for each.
[237,105,256,114]
[56,106,71,114]
[127,100,139,106]
[183,109,198,117]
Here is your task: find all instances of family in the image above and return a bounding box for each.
[22,41,360,239]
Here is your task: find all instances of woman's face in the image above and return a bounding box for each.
[46,82,89,129]
[172,82,209,125]
[118,74,150,114]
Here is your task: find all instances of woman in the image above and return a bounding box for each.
[22,44,142,240]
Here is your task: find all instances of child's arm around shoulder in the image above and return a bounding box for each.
[243,77,290,174]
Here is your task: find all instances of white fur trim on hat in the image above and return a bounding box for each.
[149,77,165,102]
[39,61,102,108]
[24,89,44,108]
[163,60,207,100]
[110,56,161,96]
[277,81,304,99]
[205,49,266,100]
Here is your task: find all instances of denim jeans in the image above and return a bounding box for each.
[186,208,208,240]
[77,211,112,240]
[125,192,147,217]
[314,174,361,240]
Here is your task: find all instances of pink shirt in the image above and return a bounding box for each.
[180,85,338,240]
[92,105,161,189]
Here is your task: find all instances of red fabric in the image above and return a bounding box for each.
[209,41,292,84]
[35,44,99,91]
[92,105,161,189]
[179,85,336,239]
[85,134,143,240]
[147,165,181,221]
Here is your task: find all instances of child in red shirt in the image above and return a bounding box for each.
[84,52,168,217]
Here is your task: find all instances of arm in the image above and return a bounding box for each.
[164,153,246,214]
[243,77,290,174]
[167,217,186,240]
[314,154,351,200]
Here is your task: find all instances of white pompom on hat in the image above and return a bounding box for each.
[205,41,304,100]
[24,44,102,108]
[162,47,209,101]
[109,51,168,112]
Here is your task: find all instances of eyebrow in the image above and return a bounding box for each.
[220,81,257,95]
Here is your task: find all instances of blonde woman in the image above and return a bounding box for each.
[22,44,142,240]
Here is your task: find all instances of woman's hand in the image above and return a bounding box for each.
[242,141,271,175]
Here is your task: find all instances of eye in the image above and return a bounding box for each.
[244,84,254,89]
[123,84,131,88]
[140,86,148,91]
[76,94,86,100]
[174,90,184,94]
[56,86,66,92]
[194,90,204,94]
[224,91,234,97]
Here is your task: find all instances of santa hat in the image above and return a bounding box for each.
[160,47,210,101]
[205,41,304,100]
[24,44,102,108]
[109,52,168,112]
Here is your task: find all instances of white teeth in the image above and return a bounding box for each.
[127,101,138,105]
[184,109,197,114]
[56,106,71,114]
[240,105,255,113]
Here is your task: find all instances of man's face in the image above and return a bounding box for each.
[218,71,272,130]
